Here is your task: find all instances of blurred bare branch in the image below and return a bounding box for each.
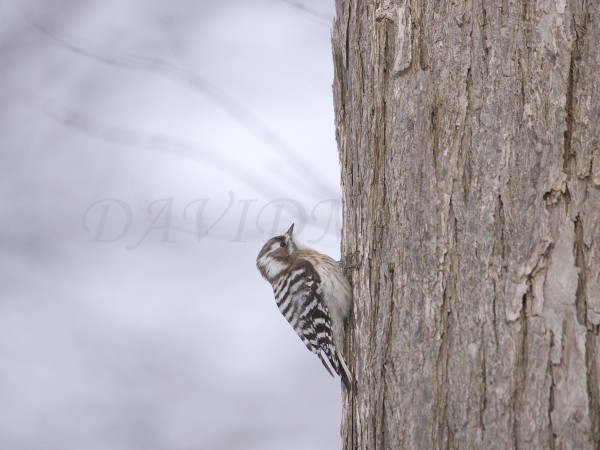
[0,74,281,200]
[277,0,333,23]
[22,13,339,199]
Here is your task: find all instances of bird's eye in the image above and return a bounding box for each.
[280,241,286,247]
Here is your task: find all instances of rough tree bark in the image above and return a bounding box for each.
[332,1,599,449]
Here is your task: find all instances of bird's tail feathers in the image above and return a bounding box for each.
[336,348,352,391]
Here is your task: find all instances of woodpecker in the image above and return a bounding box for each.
[256,224,352,389]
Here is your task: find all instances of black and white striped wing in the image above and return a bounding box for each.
[272,259,341,377]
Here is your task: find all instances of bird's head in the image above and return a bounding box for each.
[256,224,298,281]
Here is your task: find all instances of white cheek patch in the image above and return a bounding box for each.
[258,256,286,279]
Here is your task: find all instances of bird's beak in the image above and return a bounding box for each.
[285,223,294,236]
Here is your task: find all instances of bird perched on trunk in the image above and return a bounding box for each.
[256,224,353,389]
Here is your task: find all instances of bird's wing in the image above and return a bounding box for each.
[273,259,341,378]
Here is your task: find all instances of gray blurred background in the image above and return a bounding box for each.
[0,1,345,449]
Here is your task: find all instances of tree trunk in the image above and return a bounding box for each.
[332,1,600,449]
